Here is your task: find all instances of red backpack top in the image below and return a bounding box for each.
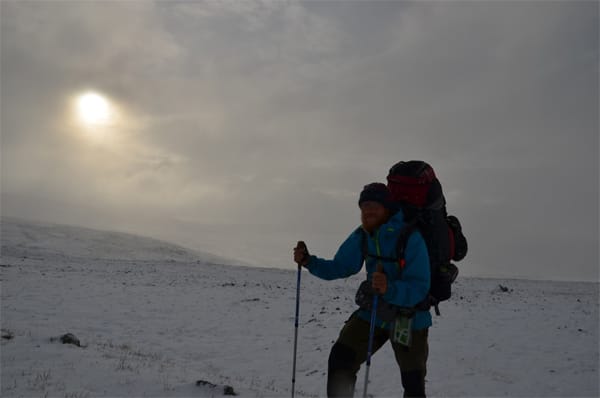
[387,160,445,210]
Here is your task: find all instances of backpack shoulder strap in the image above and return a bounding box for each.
[358,227,399,264]
[358,220,421,269]
[395,219,419,270]
[357,227,368,263]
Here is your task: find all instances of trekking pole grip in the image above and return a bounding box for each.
[295,241,309,266]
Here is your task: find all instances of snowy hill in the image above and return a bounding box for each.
[1,219,598,397]
[0,217,239,265]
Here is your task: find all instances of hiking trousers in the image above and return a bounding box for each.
[327,315,429,398]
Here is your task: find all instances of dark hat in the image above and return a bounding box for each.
[358,182,393,209]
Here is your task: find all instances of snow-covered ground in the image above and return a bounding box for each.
[1,218,598,397]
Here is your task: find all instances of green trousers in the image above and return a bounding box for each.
[327,314,429,397]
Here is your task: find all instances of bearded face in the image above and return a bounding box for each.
[360,201,390,233]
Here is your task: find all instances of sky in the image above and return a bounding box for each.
[1,0,598,282]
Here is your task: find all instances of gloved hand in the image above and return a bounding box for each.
[293,241,310,267]
[372,264,388,295]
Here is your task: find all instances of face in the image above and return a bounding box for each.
[360,201,390,233]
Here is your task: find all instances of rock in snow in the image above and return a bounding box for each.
[196,380,237,396]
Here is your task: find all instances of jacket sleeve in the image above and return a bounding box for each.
[305,229,364,281]
[382,231,430,307]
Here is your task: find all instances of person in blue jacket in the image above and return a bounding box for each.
[293,182,431,397]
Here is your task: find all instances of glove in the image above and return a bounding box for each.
[293,241,310,267]
[372,264,388,295]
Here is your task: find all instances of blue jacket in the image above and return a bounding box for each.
[305,209,432,330]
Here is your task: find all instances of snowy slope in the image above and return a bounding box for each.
[1,219,598,397]
[0,217,240,265]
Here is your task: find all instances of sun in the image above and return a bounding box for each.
[77,92,112,126]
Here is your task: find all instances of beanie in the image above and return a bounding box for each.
[358,182,393,209]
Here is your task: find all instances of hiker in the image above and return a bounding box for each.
[293,182,431,397]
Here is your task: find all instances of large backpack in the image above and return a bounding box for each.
[387,160,467,315]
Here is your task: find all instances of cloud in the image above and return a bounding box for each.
[1,1,597,278]
[2,1,182,73]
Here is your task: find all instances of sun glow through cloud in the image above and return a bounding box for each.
[70,90,125,144]
[77,92,111,126]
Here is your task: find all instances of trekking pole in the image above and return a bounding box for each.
[291,263,301,398]
[363,293,379,398]
[291,241,305,398]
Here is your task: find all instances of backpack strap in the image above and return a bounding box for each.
[358,227,404,265]
[396,220,441,314]
[358,220,419,272]
[394,219,418,271]
[358,227,368,264]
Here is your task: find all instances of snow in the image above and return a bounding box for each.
[1,218,598,397]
